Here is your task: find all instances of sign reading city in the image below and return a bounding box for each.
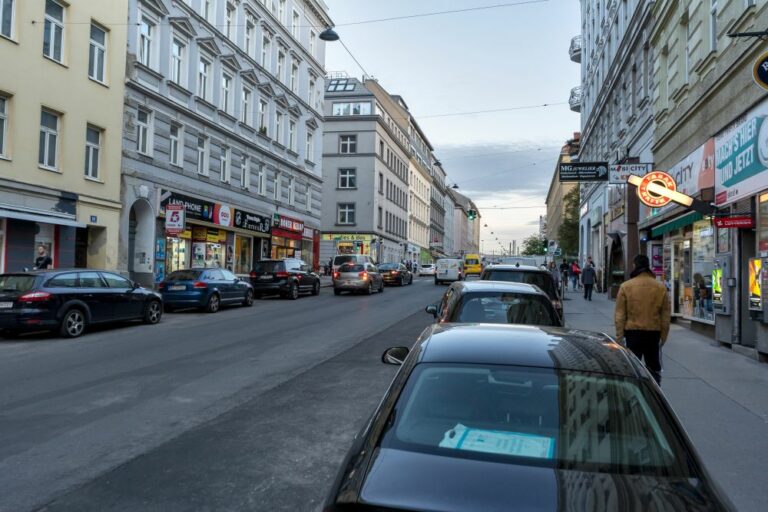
[609,163,652,184]
[559,162,609,182]
[754,51,768,92]
[165,204,185,235]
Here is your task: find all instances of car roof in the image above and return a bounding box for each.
[484,264,548,273]
[416,324,640,378]
[1,269,115,275]
[453,281,545,295]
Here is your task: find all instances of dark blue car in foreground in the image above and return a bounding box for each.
[159,268,253,313]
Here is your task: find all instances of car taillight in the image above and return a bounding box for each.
[19,291,52,302]
[158,282,166,290]
[391,271,399,275]
[250,271,257,278]
[193,281,207,289]
[275,271,290,278]
[359,271,368,280]
[333,272,340,279]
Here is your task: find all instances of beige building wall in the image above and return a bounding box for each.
[0,0,126,270]
[546,153,577,244]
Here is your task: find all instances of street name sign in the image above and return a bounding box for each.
[609,163,652,184]
[559,162,609,182]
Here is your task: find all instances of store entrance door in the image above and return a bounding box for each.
[671,239,684,316]
[738,230,757,348]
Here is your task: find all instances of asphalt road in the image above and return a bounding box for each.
[0,277,441,512]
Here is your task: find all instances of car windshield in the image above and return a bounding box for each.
[0,275,36,292]
[381,364,694,477]
[465,259,479,265]
[379,263,399,270]
[253,261,284,273]
[334,256,356,266]
[422,265,433,269]
[482,270,557,298]
[166,270,203,281]
[451,292,559,326]
[339,264,364,273]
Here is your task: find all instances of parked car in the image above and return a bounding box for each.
[463,253,483,275]
[333,263,384,295]
[426,281,563,326]
[480,264,563,319]
[160,268,253,312]
[379,263,413,286]
[331,254,374,273]
[418,264,436,276]
[249,259,320,300]
[324,323,735,512]
[0,270,163,338]
[435,258,464,285]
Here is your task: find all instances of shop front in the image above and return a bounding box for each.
[301,225,320,271]
[321,233,374,259]
[271,214,304,260]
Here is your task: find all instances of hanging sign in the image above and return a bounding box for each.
[713,216,754,229]
[559,162,609,182]
[609,163,652,184]
[753,51,768,92]
[629,171,686,208]
[165,204,185,235]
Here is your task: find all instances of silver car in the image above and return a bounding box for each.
[333,262,384,295]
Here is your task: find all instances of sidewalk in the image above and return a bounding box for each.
[563,287,768,512]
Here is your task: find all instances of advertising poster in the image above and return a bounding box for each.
[715,99,768,206]
[749,258,762,311]
[712,268,723,304]
[651,244,663,275]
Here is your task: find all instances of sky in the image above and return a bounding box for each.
[322,0,581,253]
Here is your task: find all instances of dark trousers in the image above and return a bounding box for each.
[583,283,593,300]
[625,330,662,385]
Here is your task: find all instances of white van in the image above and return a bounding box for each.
[435,258,464,285]
[332,254,374,272]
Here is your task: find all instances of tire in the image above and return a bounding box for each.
[59,308,86,338]
[366,282,373,295]
[242,289,254,307]
[143,300,162,324]
[311,281,320,296]
[286,282,299,300]
[334,288,341,296]
[379,281,384,293]
[205,293,221,313]
[399,276,405,287]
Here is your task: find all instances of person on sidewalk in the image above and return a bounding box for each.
[615,254,671,385]
[570,260,581,291]
[581,262,596,300]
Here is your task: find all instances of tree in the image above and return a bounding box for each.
[521,234,546,255]
[558,187,580,257]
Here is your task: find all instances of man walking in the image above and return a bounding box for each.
[615,254,671,385]
[581,261,596,300]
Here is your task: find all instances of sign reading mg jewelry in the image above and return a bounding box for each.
[559,162,609,182]
[754,51,768,92]
[635,171,677,208]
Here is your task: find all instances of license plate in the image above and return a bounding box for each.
[259,275,272,280]
[169,285,186,291]
[0,302,13,309]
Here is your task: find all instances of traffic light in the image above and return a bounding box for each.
[467,209,477,220]
[543,238,548,252]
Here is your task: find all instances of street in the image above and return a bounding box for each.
[1,279,767,511]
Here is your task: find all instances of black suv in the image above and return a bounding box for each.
[480,264,563,320]
[250,259,321,300]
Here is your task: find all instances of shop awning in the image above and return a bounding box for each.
[650,211,703,238]
[0,208,85,228]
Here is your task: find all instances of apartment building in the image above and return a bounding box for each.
[430,162,448,260]
[0,0,127,271]
[405,117,434,265]
[546,133,580,254]
[121,0,331,285]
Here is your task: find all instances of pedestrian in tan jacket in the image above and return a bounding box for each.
[615,254,671,385]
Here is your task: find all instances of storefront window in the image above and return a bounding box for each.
[690,220,715,322]
[271,236,298,259]
[166,237,190,273]
[235,235,252,274]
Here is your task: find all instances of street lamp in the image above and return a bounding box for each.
[319,26,339,41]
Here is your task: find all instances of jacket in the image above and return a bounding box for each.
[615,272,671,343]
[581,265,596,285]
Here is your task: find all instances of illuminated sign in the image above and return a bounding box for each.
[628,171,694,209]
[753,51,768,92]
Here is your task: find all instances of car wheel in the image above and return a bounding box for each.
[243,289,254,307]
[366,282,373,295]
[399,276,405,286]
[59,308,86,338]
[286,282,299,300]
[311,281,320,296]
[334,288,341,296]
[205,293,221,313]
[143,300,162,324]
[379,281,384,293]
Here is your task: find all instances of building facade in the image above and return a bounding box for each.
[443,188,456,258]
[121,0,331,285]
[0,0,127,272]
[405,118,433,266]
[430,162,448,260]
[546,133,580,255]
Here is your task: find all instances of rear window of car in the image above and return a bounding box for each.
[0,275,37,292]
[166,270,203,281]
[46,273,78,288]
[482,270,556,298]
[451,292,558,326]
[381,364,694,477]
[422,264,434,269]
[334,256,357,266]
[465,258,480,265]
[253,261,285,273]
[379,263,399,270]
[339,264,364,272]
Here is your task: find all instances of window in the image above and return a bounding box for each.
[290,63,298,92]
[305,185,312,211]
[339,135,356,154]
[79,272,107,288]
[332,102,372,116]
[198,53,212,101]
[309,30,316,56]
[378,207,383,228]
[221,72,232,113]
[305,131,314,161]
[245,16,255,57]
[203,0,215,23]
[259,100,268,133]
[261,36,271,68]
[337,203,355,224]
[276,112,283,144]
[197,135,209,175]
[139,15,158,68]
[326,78,355,92]
[274,173,282,200]
[278,0,286,24]
[338,169,356,189]
[220,146,231,182]
[240,155,250,189]
[379,172,384,194]
[136,108,152,155]
[89,24,107,83]
[38,110,59,169]
[84,125,101,179]
[288,120,296,151]
[709,0,717,52]
[1,0,14,39]
[225,2,235,39]
[257,163,266,195]
[292,10,300,38]
[684,20,690,84]
[309,78,315,106]
[171,38,186,86]
[102,273,132,288]
[277,51,285,81]
[241,87,251,125]
[43,0,64,62]
[288,177,295,204]
[169,124,182,167]
[0,96,7,158]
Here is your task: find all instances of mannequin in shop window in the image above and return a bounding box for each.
[34,245,53,270]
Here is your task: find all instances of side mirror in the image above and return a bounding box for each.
[425,304,438,317]
[382,346,409,365]
[132,281,141,289]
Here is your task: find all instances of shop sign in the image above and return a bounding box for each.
[165,204,185,235]
[233,209,271,234]
[609,163,651,184]
[273,214,304,232]
[321,233,372,242]
[713,216,754,229]
[160,190,233,227]
[213,204,233,227]
[635,171,678,208]
[559,162,609,182]
[753,51,768,92]
[192,226,207,242]
[302,226,314,239]
[715,100,768,206]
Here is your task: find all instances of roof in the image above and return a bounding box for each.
[453,281,544,295]
[417,324,640,378]
[485,264,548,273]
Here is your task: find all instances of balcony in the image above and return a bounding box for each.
[569,35,582,63]
[569,86,582,113]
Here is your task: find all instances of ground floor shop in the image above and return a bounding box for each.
[270,215,319,270]
[319,233,406,266]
